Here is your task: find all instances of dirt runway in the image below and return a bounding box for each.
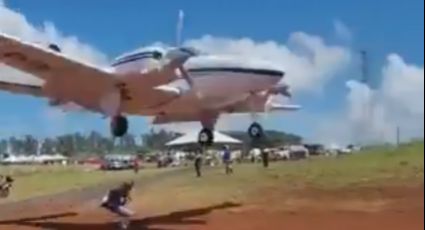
[0,184,422,230]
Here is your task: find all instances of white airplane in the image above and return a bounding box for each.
[0,11,300,146]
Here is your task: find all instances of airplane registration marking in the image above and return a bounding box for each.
[115,82,132,101]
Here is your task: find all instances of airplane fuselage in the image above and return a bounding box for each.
[110,47,284,117]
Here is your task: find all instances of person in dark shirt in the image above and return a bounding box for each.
[194,151,203,177]
[261,149,269,168]
[101,181,135,229]
[222,145,233,175]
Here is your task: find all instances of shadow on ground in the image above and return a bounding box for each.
[0,202,241,230]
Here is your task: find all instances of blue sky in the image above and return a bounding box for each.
[0,0,424,142]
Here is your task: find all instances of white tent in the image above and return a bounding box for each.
[166,131,242,146]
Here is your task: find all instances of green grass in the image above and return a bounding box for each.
[0,164,172,203]
[139,141,424,209]
[1,142,423,206]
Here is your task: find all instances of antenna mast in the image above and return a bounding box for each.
[360,50,371,146]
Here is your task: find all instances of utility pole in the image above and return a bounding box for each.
[396,126,401,146]
[360,50,371,146]
[360,50,369,84]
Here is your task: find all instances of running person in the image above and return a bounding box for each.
[101,181,135,229]
[0,175,14,198]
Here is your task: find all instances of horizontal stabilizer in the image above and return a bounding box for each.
[269,103,301,111]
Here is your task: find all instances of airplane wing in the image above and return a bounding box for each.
[152,113,219,124]
[0,81,44,98]
[0,33,118,112]
[150,94,299,125]
[220,94,301,114]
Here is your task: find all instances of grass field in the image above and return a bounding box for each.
[0,164,173,203]
[138,141,424,211]
[1,141,423,205]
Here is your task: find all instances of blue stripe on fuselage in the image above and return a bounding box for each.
[112,51,160,67]
[111,54,283,78]
[188,67,284,77]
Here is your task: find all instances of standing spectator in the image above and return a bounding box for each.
[261,149,269,168]
[133,157,140,174]
[222,145,233,175]
[194,150,203,177]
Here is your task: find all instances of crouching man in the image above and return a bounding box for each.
[101,181,135,229]
[0,175,14,199]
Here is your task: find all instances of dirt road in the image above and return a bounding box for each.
[0,184,422,230]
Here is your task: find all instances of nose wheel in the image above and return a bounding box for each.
[198,128,214,146]
[111,115,128,137]
[248,122,264,139]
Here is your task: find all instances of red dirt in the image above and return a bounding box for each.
[0,185,423,230]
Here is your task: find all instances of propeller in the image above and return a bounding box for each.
[264,83,297,116]
[172,10,202,97]
[270,83,292,98]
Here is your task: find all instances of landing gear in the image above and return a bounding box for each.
[111,115,128,137]
[198,128,214,146]
[248,122,264,140]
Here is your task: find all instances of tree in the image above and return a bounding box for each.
[23,135,38,155]
[8,137,22,154]
[41,138,56,155]
[56,134,75,156]
[0,139,7,154]
[142,129,179,150]
[119,134,137,151]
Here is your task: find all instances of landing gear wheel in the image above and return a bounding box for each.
[198,128,214,146]
[248,122,264,139]
[111,115,128,137]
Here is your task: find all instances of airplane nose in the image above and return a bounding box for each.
[279,70,285,78]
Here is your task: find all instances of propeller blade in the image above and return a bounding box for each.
[178,66,205,99]
[179,66,194,86]
[264,95,275,119]
[176,10,185,46]
[270,84,292,98]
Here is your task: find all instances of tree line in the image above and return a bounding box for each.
[0,129,302,157]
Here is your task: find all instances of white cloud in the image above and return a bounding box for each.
[0,2,108,135]
[0,4,107,65]
[317,54,424,146]
[333,20,352,43]
[0,2,108,84]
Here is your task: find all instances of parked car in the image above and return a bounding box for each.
[101,159,133,170]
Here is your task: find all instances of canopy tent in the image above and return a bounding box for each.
[166,131,242,147]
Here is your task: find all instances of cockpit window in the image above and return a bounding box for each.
[179,47,200,56]
[152,51,163,60]
[112,50,163,66]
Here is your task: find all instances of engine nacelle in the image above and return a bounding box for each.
[154,84,191,96]
[49,99,63,106]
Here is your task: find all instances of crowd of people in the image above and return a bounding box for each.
[192,145,272,178]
